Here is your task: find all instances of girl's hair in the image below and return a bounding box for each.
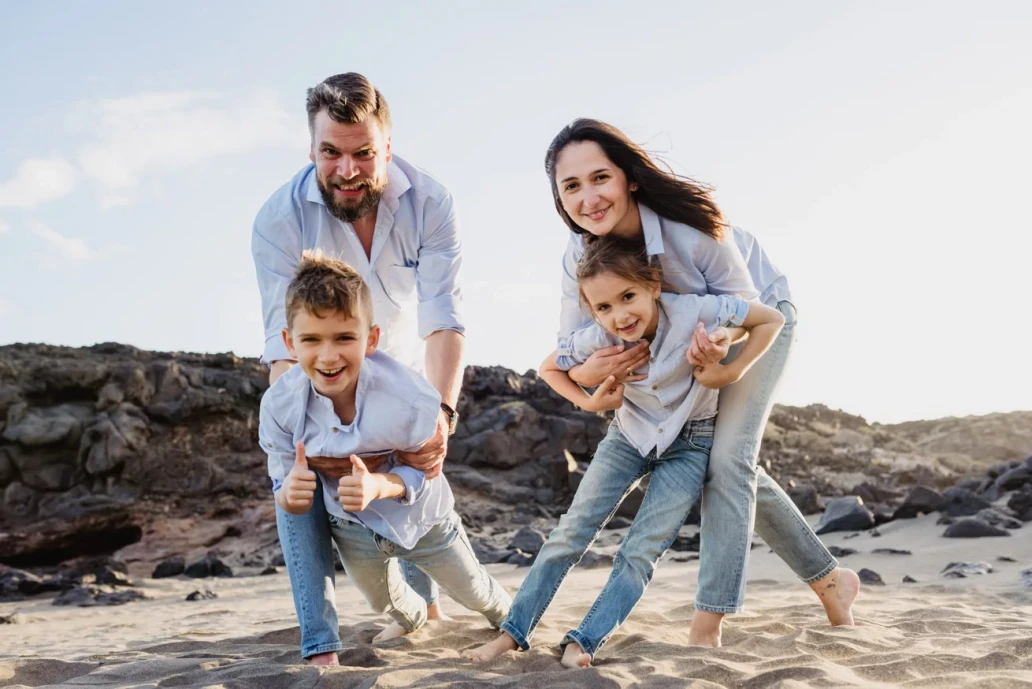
[576,237,662,310]
[544,118,726,242]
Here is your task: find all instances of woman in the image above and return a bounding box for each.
[470,119,858,661]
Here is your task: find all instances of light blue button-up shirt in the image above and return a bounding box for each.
[252,157,464,372]
[556,292,749,457]
[558,204,790,352]
[259,350,455,549]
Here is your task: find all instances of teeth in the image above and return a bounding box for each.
[320,367,344,376]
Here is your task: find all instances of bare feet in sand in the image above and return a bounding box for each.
[463,633,518,662]
[810,567,860,626]
[306,651,340,666]
[427,602,452,622]
[688,610,724,647]
[373,621,411,643]
[560,641,592,669]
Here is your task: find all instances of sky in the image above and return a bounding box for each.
[1,1,1030,424]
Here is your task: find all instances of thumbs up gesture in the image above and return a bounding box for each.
[280,442,317,514]
[338,455,381,512]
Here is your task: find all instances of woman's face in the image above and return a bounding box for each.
[580,271,660,342]
[554,141,641,239]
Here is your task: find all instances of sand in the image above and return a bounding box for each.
[2,513,1031,688]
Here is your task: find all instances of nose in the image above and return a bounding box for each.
[337,156,359,179]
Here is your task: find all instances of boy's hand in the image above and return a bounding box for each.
[692,363,740,390]
[687,323,731,366]
[338,456,380,512]
[281,441,317,513]
[582,375,625,412]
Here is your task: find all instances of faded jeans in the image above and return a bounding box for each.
[695,301,838,613]
[501,418,713,658]
[275,476,438,658]
[328,510,511,632]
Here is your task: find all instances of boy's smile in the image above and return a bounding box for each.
[283,308,380,403]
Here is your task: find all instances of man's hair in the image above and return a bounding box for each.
[306,73,391,136]
[285,250,375,330]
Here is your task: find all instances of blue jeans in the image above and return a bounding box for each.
[501,418,713,658]
[695,301,838,613]
[275,476,439,658]
[328,511,511,632]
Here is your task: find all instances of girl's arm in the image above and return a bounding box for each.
[692,303,784,390]
[539,350,625,412]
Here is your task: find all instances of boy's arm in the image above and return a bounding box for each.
[540,350,625,412]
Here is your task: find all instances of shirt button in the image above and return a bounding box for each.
[650,357,655,363]
[332,428,339,433]
[658,428,663,433]
[651,385,658,390]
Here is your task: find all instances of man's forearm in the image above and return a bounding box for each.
[269,359,295,385]
[425,329,465,408]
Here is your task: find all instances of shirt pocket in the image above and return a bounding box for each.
[379,264,418,308]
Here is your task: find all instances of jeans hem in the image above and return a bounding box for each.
[693,602,745,614]
[561,630,596,658]
[301,642,343,659]
[499,622,531,651]
[800,558,839,584]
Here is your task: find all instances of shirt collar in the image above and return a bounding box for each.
[306,360,372,431]
[638,204,666,256]
[305,159,412,213]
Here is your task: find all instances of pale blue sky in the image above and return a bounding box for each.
[1,1,1030,423]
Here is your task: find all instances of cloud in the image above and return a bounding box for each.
[76,89,298,198]
[29,220,126,267]
[0,157,77,209]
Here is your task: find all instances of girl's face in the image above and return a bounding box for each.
[555,141,641,239]
[580,271,660,342]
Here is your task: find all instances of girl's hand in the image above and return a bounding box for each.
[692,363,739,390]
[582,375,625,412]
[569,342,650,387]
[686,323,731,366]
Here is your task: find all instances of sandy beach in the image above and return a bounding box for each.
[2,513,1030,688]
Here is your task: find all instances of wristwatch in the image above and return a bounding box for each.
[440,402,459,435]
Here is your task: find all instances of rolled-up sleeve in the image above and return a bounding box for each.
[252,204,302,365]
[259,394,296,492]
[693,232,761,301]
[697,294,750,331]
[388,464,428,505]
[554,323,613,371]
[557,237,595,355]
[416,192,464,339]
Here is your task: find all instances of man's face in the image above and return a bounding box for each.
[283,307,380,400]
[310,109,391,223]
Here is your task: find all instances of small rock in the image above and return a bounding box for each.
[995,466,1031,492]
[857,568,885,585]
[787,484,823,515]
[902,575,918,583]
[1022,568,1032,588]
[941,561,993,578]
[152,557,186,579]
[0,613,26,624]
[943,519,1010,538]
[1007,488,1032,521]
[184,555,233,578]
[872,548,912,555]
[507,550,534,567]
[186,589,218,601]
[997,556,1017,563]
[870,529,882,538]
[975,508,1023,530]
[936,515,956,525]
[95,590,145,606]
[843,533,860,540]
[670,532,701,552]
[271,552,286,567]
[827,546,857,557]
[260,566,281,576]
[471,540,511,564]
[892,486,945,520]
[940,487,991,518]
[580,552,615,569]
[53,586,145,607]
[606,516,634,530]
[509,526,546,555]
[815,496,875,534]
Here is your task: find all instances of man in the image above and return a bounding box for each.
[251,72,465,665]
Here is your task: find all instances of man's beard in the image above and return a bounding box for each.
[317,175,386,223]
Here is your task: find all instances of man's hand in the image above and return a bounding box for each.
[395,411,448,479]
[568,341,650,387]
[307,455,356,481]
[279,442,317,514]
[686,323,731,367]
[581,375,625,412]
[337,456,380,512]
[692,362,740,390]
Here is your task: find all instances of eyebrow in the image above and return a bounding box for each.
[317,141,374,152]
[298,330,360,338]
[559,167,610,185]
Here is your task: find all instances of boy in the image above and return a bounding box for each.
[260,251,510,650]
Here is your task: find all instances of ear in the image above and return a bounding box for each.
[629,182,639,192]
[365,324,381,355]
[309,140,316,164]
[383,132,392,165]
[283,328,297,359]
[648,282,661,300]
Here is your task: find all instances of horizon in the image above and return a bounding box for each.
[1,2,1031,424]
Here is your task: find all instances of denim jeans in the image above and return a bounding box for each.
[695,301,838,614]
[275,475,439,658]
[328,510,511,632]
[500,418,713,658]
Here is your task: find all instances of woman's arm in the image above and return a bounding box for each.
[540,350,625,412]
[692,302,784,389]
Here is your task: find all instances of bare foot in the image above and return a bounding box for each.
[688,610,724,647]
[560,641,591,669]
[373,621,412,643]
[306,651,339,666]
[810,567,860,626]
[463,632,518,662]
[427,602,452,622]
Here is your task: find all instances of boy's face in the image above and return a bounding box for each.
[283,307,379,399]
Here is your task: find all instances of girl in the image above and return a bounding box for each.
[467,237,784,668]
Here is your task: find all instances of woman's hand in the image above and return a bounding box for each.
[692,363,740,390]
[686,323,731,366]
[581,375,625,412]
[568,341,650,387]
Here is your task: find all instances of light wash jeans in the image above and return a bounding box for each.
[501,418,713,658]
[695,301,838,614]
[328,510,511,632]
[275,476,439,658]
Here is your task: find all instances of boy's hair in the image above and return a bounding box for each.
[306,72,391,136]
[285,251,374,329]
[576,237,663,310]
